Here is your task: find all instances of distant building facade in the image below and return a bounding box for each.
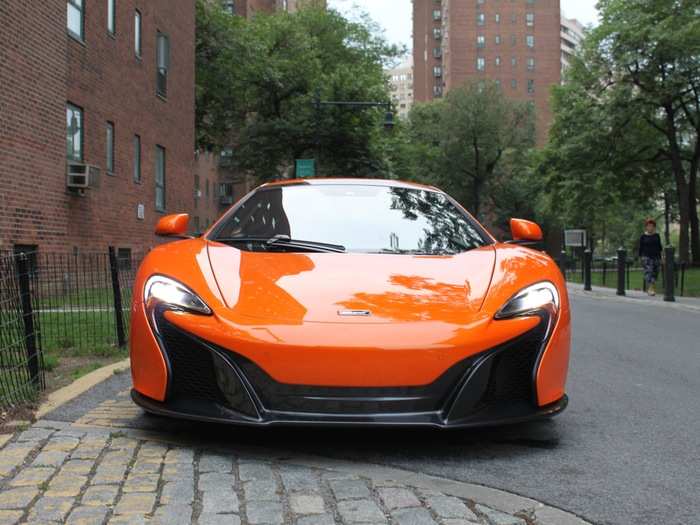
[560,16,585,71]
[0,0,195,255]
[388,58,415,120]
[413,0,564,143]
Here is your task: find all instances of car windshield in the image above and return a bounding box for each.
[210,184,490,255]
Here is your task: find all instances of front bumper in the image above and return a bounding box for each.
[131,311,568,429]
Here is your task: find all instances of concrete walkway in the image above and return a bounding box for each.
[0,388,591,525]
[567,282,700,312]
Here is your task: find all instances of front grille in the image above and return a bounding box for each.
[235,357,474,415]
[476,320,546,408]
[158,317,229,406]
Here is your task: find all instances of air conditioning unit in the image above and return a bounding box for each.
[67,162,100,192]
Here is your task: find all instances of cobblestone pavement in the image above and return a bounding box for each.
[0,390,590,525]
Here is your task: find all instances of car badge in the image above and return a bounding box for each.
[337,310,372,317]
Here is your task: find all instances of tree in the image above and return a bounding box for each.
[195,2,402,180]
[585,0,700,263]
[407,82,535,220]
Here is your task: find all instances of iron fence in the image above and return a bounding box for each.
[560,251,695,298]
[0,248,143,410]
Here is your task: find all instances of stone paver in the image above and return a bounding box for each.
[0,389,591,525]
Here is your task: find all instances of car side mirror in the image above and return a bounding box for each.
[155,214,190,238]
[509,218,543,245]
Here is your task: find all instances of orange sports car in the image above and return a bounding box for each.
[130,179,570,428]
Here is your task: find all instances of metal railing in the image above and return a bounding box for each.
[0,248,142,410]
[560,248,694,299]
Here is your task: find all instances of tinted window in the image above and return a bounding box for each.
[212,184,489,255]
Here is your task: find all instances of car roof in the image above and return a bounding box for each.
[260,178,441,192]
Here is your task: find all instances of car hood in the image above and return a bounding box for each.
[206,242,497,325]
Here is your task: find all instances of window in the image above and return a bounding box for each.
[108,0,116,34]
[222,0,235,14]
[67,0,84,40]
[477,13,485,26]
[495,35,502,45]
[495,56,502,67]
[133,135,141,183]
[526,13,535,26]
[66,103,83,161]
[433,27,442,40]
[511,35,517,46]
[106,122,115,173]
[134,11,142,57]
[511,57,517,67]
[477,35,485,48]
[527,57,536,71]
[433,9,441,21]
[433,85,443,97]
[495,13,501,24]
[433,47,442,58]
[117,248,132,271]
[433,66,442,77]
[155,146,166,211]
[528,79,535,94]
[495,79,502,89]
[156,32,170,97]
[511,79,518,89]
[477,57,485,71]
[212,185,490,255]
[527,35,535,48]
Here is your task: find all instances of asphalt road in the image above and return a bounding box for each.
[48,294,700,525]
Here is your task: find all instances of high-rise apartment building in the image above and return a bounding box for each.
[388,58,415,120]
[560,16,585,70]
[413,0,563,143]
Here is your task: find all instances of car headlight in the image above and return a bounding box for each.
[495,281,559,320]
[144,275,212,316]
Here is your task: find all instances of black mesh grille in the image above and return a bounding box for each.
[477,323,544,407]
[236,357,474,415]
[158,317,229,406]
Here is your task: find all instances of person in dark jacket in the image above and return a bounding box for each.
[639,219,663,296]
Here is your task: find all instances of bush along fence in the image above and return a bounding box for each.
[559,247,697,300]
[0,248,142,410]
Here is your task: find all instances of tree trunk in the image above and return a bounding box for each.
[689,145,700,265]
[665,106,691,263]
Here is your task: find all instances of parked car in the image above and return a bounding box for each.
[130,179,570,428]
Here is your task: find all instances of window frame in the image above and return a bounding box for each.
[133,135,142,183]
[134,10,142,57]
[67,0,85,41]
[66,103,84,162]
[106,121,115,174]
[107,0,116,35]
[155,145,166,212]
[156,31,170,98]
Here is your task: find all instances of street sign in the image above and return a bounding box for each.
[295,159,315,179]
[564,229,587,248]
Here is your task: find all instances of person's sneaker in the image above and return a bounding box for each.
[649,284,656,296]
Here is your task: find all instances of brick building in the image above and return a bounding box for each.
[388,57,415,120]
[413,0,562,143]
[0,0,195,255]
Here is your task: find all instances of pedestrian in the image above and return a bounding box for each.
[638,219,663,296]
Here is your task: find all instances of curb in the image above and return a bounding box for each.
[35,358,130,419]
[41,419,592,525]
[567,285,700,313]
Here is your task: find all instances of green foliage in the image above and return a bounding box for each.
[539,0,700,261]
[401,82,536,220]
[195,2,402,180]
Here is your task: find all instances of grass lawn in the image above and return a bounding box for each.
[566,266,700,297]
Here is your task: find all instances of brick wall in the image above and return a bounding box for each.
[0,0,195,255]
[0,1,68,253]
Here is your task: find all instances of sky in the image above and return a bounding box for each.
[329,1,599,51]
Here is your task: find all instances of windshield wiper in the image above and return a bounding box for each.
[217,235,346,254]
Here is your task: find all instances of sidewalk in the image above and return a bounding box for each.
[567,282,700,312]
[0,388,591,525]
